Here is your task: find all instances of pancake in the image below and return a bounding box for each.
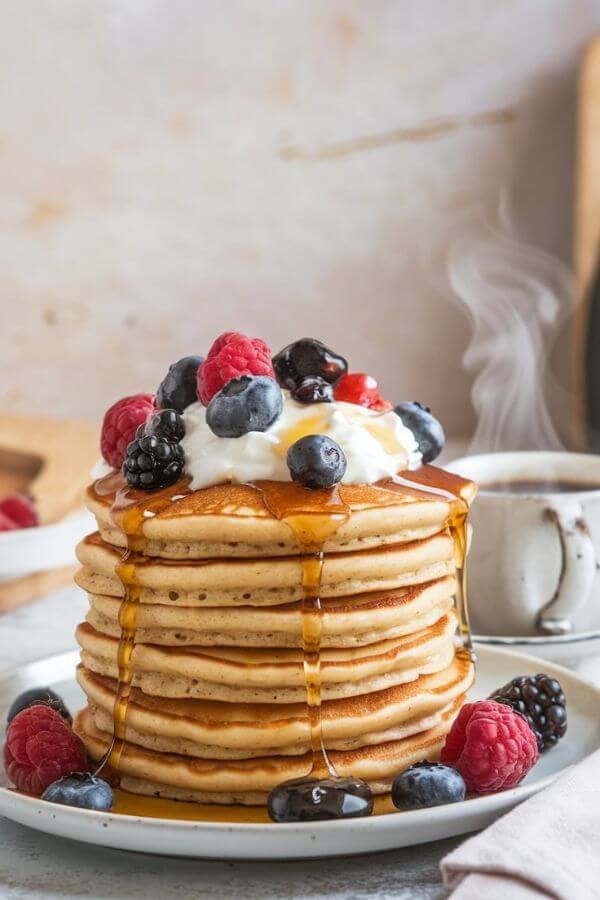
[87,468,476,558]
[75,531,455,607]
[77,653,473,757]
[83,575,456,647]
[76,612,457,701]
[75,700,461,802]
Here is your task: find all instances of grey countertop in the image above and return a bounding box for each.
[0,585,463,900]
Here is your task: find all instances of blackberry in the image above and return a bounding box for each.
[392,762,465,810]
[145,408,185,442]
[123,433,184,490]
[286,434,347,489]
[156,355,203,412]
[291,376,333,404]
[273,339,347,391]
[7,688,71,725]
[490,674,567,751]
[394,401,445,464]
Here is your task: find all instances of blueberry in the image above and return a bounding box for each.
[286,435,347,489]
[392,762,465,810]
[7,688,71,725]
[42,773,114,811]
[273,339,347,391]
[394,402,445,464]
[145,408,185,442]
[156,356,203,413]
[268,775,373,823]
[206,376,283,438]
[291,376,334,404]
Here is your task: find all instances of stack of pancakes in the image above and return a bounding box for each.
[74,469,476,805]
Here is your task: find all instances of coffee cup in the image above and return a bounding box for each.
[445,452,600,638]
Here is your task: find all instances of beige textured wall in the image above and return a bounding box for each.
[2,1,599,436]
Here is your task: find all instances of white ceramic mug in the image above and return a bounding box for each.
[446,452,600,638]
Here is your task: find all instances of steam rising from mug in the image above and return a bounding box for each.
[448,219,574,453]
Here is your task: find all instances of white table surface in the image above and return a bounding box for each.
[0,584,466,899]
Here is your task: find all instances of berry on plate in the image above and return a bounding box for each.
[100,394,156,469]
[0,510,18,532]
[123,433,184,491]
[291,376,334,405]
[334,373,392,411]
[3,706,88,795]
[144,408,186,442]
[198,332,274,406]
[42,772,114,811]
[490,674,567,752]
[206,376,283,438]
[273,339,347,391]
[7,688,71,725]
[441,700,539,794]
[392,762,466,810]
[268,775,372,822]
[394,401,445,464]
[156,355,204,412]
[0,494,39,529]
[287,435,347,489]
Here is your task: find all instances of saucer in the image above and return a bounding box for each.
[474,631,600,667]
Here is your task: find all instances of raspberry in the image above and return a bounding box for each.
[3,706,88,795]
[334,373,392,412]
[0,494,39,528]
[0,510,18,531]
[198,332,274,406]
[100,393,156,469]
[441,700,539,794]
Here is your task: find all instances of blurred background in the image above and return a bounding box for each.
[3,0,600,443]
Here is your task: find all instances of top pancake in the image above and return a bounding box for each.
[87,466,476,558]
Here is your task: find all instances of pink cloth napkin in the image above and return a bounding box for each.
[441,749,600,900]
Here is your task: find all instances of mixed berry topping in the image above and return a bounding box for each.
[3,705,88,795]
[7,688,71,725]
[156,355,204,412]
[272,338,347,392]
[123,432,185,491]
[392,762,466,810]
[198,332,274,406]
[287,435,347,489]
[334,373,392,411]
[394,401,445,464]
[0,494,39,531]
[42,772,114,811]
[441,699,540,794]
[490,674,567,752]
[290,376,333,404]
[100,393,156,469]
[206,375,283,438]
[268,775,373,822]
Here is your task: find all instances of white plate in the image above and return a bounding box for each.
[0,511,94,580]
[1,646,599,860]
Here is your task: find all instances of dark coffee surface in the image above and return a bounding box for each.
[482,478,600,494]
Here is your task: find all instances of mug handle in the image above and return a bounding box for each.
[536,502,597,636]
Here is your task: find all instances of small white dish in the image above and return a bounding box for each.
[1,645,598,860]
[0,511,94,581]
[474,631,600,666]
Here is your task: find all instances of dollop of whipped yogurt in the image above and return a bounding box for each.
[181,393,421,489]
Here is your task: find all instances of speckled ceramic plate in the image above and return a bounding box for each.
[1,646,599,860]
